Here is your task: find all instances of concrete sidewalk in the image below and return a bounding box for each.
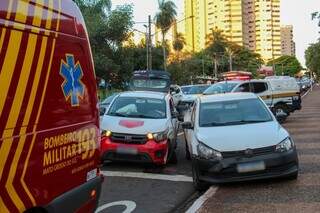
[197,85,320,213]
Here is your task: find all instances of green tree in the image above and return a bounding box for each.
[267,55,303,76]
[75,0,135,88]
[232,46,263,74]
[305,41,320,79]
[172,33,186,52]
[154,0,177,71]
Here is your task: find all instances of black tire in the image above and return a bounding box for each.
[192,160,209,191]
[183,130,191,160]
[169,150,178,164]
[287,171,298,180]
[167,139,178,165]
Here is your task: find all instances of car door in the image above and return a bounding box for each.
[250,82,272,107]
[169,98,178,141]
[185,101,197,154]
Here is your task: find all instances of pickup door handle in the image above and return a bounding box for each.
[266,95,271,99]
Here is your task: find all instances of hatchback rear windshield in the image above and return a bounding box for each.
[108,97,166,119]
[132,79,169,89]
[199,98,273,127]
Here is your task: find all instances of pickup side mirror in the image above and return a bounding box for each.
[176,104,189,112]
[181,121,193,129]
[177,113,184,122]
[171,111,179,119]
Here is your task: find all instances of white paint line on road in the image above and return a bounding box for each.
[96,200,136,213]
[302,86,314,99]
[186,186,218,213]
[101,171,193,182]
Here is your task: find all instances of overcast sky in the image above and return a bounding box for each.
[112,0,320,66]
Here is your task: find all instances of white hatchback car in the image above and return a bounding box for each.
[182,93,299,190]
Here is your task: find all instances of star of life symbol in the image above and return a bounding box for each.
[60,54,85,107]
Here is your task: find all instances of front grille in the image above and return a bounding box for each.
[222,146,275,158]
[110,133,148,145]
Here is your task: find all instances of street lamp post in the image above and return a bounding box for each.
[143,24,149,70]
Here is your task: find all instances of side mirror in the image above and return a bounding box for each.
[181,121,193,129]
[171,111,179,119]
[177,104,189,112]
[171,91,177,95]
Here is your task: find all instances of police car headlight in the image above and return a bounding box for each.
[197,142,222,161]
[276,137,294,152]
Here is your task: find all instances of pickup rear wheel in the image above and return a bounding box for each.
[274,104,288,123]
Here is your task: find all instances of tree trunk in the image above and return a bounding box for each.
[229,54,233,71]
[214,57,218,78]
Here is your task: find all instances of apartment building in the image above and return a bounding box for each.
[184,0,282,61]
[281,25,296,56]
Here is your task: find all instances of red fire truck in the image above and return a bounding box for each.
[0,0,102,212]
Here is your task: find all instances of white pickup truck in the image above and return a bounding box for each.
[203,77,301,122]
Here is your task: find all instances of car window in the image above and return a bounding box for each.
[199,98,273,127]
[108,96,167,119]
[252,82,268,93]
[234,83,250,92]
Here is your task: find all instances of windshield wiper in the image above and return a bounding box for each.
[201,120,269,127]
[237,120,270,124]
[201,122,226,127]
[108,112,127,117]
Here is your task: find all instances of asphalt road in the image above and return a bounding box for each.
[199,86,320,213]
[97,133,196,213]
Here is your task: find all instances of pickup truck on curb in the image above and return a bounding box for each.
[203,77,301,122]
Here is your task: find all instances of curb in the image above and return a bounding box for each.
[185,187,218,213]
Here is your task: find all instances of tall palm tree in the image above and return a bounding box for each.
[206,29,228,77]
[154,0,177,71]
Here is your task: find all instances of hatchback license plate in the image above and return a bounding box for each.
[237,161,265,173]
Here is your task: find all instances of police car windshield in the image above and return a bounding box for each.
[108,97,166,119]
[203,82,238,95]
